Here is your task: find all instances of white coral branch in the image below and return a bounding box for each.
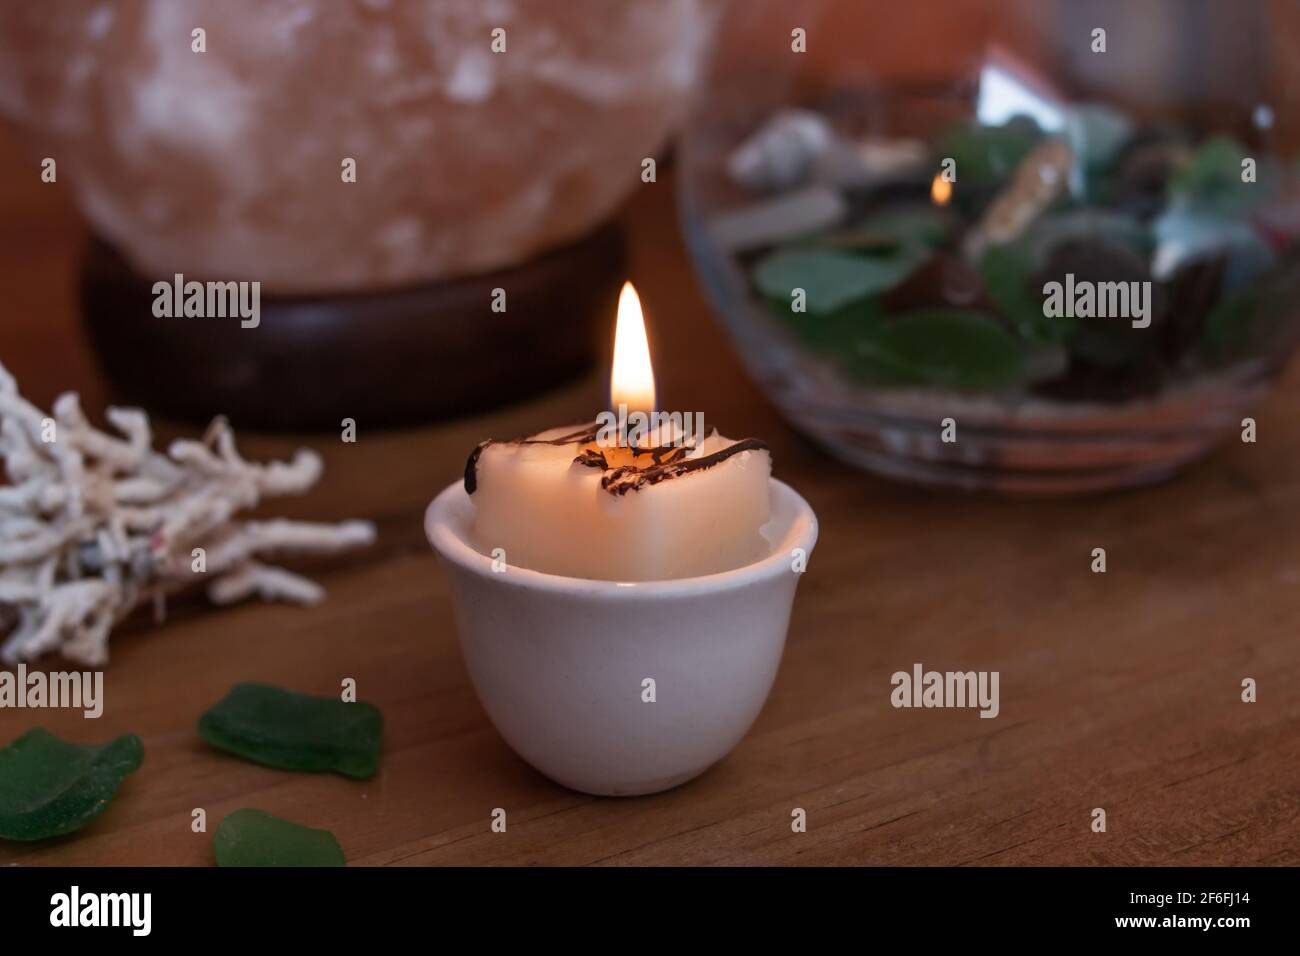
[0,361,374,666]
[208,562,325,606]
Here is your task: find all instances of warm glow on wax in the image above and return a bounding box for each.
[610,281,656,416]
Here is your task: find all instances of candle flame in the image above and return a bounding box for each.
[931,173,952,206]
[610,281,655,416]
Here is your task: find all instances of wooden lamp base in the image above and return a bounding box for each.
[79,223,626,431]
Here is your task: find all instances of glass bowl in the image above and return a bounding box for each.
[679,0,1300,493]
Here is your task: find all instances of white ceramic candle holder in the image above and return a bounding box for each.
[425,478,818,796]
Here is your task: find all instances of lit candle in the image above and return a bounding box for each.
[464,282,773,581]
[427,286,818,795]
[610,281,656,418]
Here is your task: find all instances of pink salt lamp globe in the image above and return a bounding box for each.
[0,0,722,426]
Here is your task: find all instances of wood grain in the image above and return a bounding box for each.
[0,131,1296,867]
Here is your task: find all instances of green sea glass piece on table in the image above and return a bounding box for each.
[198,682,383,779]
[214,808,345,867]
[0,729,144,841]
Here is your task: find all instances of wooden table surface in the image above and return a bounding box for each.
[1,133,1297,868]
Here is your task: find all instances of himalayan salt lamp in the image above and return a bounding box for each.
[0,0,721,292]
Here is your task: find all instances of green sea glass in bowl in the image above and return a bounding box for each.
[679,0,1300,493]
